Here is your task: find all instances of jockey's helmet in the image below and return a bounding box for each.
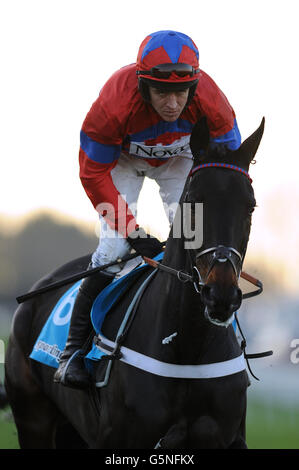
[136,30,200,105]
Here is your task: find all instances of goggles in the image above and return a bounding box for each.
[137,63,200,79]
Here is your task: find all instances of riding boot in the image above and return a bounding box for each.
[53,269,114,389]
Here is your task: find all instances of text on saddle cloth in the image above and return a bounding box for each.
[29,254,163,369]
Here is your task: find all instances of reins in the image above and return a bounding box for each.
[17,247,263,304]
[233,314,273,381]
[140,163,271,376]
[16,251,146,304]
[92,254,271,382]
[143,256,263,300]
[17,161,272,378]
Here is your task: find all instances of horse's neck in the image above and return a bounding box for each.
[153,236,205,361]
[157,235,238,363]
[162,231,189,271]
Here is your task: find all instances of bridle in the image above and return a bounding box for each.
[144,162,262,320]
[93,162,270,385]
[95,161,270,384]
[21,161,258,330]
[190,162,252,182]
[191,245,243,294]
[184,162,252,292]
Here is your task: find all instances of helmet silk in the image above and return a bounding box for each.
[136,30,200,84]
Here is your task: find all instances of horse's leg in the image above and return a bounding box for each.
[11,392,58,449]
[158,417,223,449]
[55,421,89,449]
[155,420,188,449]
[189,415,223,448]
[228,436,247,449]
[228,410,248,449]
[0,383,8,408]
[5,338,59,449]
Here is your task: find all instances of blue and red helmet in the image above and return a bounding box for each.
[136,30,200,103]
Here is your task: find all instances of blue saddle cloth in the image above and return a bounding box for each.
[30,253,163,369]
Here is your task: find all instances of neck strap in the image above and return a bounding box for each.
[190,163,252,183]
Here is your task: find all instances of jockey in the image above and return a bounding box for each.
[54,30,241,389]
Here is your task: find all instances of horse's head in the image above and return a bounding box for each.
[186,117,265,327]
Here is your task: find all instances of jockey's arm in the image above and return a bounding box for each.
[193,70,242,152]
[209,118,241,151]
[79,137,138,238]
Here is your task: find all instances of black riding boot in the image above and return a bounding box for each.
[53,269,114,389]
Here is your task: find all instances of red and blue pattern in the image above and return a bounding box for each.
[136,30,200,83]
[191,163,252,183]
[79,63,241,236]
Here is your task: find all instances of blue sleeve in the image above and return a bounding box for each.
[80,130,121,164]
[210,119,241,151]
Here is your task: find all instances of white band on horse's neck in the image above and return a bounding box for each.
[95,334,246,381]
[94,269,246,386]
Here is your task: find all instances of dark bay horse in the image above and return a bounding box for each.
[5,117,264,449]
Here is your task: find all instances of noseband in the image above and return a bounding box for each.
[192,245,243,294]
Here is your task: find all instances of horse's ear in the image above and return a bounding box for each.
[233,117,265,170]
[189,117,210,163]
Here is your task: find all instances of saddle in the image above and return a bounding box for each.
[29,254,163,370]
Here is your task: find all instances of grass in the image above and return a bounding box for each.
[246,398,299,449]
[0,399,298,449]
[0,409,19,449]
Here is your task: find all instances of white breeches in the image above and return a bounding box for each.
[91,153,193,271]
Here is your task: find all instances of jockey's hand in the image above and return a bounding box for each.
[127,227,164,259]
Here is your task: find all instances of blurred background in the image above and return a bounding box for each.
[0,0,298,449]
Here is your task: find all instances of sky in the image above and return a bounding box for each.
[1,0,299,291]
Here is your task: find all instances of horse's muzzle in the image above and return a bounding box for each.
[201,283,242,327]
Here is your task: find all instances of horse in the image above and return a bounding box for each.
[5,117,265,449]
[0,383,8,409]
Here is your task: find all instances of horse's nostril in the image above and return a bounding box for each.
[230,287,242,308]
[201,284,242,312]
[201,285,217,307]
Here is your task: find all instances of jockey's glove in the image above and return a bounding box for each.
[127,227,164,259]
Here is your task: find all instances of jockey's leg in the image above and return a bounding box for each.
[54,154,145,389]
[53,268,115,389]
[148,156,193,226]
[92,153,146,271]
